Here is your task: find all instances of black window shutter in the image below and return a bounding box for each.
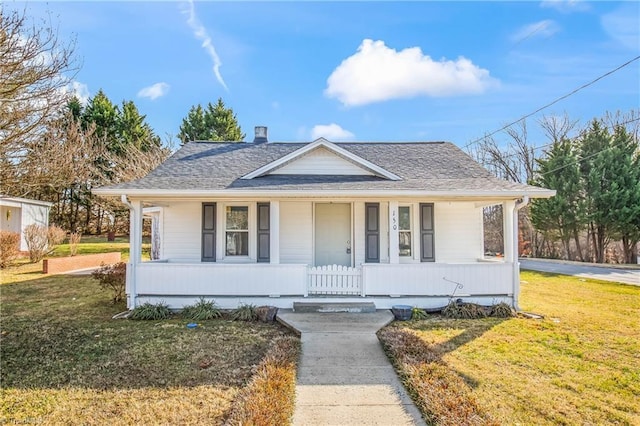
[257,203,270,263]
[420,203,435,262]
[365,203,380,263]
[202,203,216,262]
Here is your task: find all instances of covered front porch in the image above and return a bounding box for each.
[125,196,524,309]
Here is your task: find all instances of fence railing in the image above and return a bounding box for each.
[307,264,362,296]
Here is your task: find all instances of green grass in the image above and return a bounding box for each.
[382,271,640,425]
[0,265,296,424]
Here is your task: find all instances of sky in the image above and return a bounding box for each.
[8,0,640,148]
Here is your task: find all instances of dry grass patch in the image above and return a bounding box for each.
[0,263,297,424]
[383,272,640,425]
[225,336,300,425]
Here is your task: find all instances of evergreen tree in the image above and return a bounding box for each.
[530,138,585,260]
[178,98,244,143]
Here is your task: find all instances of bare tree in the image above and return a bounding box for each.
[0,7,78,194]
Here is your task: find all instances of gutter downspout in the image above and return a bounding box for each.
[513,196,529,311]
[121,195,137,309]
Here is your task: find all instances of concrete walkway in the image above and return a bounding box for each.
[277,310,425,426]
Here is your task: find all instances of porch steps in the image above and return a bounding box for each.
[293,302,376,313]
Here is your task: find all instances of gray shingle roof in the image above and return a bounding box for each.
[95,141,552,196]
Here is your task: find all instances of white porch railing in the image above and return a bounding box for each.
[307,264,362,296]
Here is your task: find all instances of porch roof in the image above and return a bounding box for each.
[94,141,555,198]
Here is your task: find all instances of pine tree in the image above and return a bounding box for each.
[178,98,244,143]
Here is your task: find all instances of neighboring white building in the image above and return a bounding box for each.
[94,127,555,311]
[0,196,53,251]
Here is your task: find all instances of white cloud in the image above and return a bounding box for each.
[181,0,228,90]
[324,39,497,107]
[511,20,560,44]
[540,0,590,13]
[601,4,640,51]
[137,82,170,100]
[311,123,355,141]
[61,81,90,105]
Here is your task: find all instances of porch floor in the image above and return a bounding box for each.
[277,310,425,425]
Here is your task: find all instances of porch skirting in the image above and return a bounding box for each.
[128,261,515,309]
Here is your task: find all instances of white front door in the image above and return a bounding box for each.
[315,203,351,267]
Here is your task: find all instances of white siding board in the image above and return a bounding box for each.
[162,202,202,260]
[271,147,374,176]
[280,201,313,264]
[353,202,365,266]
[435,202,483,262]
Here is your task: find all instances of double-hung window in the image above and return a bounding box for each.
[398,206,412,257]
[225,206,249,256]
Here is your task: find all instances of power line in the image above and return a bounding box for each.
[463,55,640,150]
[538,117,640,176]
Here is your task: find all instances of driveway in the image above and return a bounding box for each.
[520,259,640,286]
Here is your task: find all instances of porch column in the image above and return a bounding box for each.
[502,200,516,263]
[270,201,280,264]
[389,201,399,264]
[128,199,143,308]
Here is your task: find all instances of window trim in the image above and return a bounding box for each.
[218,202,256,262]
[398,204,413,259]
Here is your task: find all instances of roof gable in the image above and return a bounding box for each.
[241,139,401,181]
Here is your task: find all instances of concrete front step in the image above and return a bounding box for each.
[293,301,376,313]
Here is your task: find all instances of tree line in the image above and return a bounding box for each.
[473,112,640,264]
[1,9,243,236]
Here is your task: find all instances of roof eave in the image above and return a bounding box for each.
[93,188,556,199]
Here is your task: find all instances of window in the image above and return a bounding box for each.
[398,206,412,257]
[226,206,248,256]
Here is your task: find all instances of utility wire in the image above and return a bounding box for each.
[538,117,640,176]
[463,55,640,150]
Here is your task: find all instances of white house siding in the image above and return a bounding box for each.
[354,202,365,265]
[161,201,202,261]
[279,201,313,264]
[271,147,374,176]
[0,200,50,251]
[434,202,483,262]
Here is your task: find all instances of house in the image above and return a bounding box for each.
[0,196,53,251]
[93,127,555,311]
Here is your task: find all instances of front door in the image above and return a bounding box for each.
[315,203,351,266]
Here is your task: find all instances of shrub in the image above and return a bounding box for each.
[181,297,222,320]
[92,262,126,304]
[231,303,258,321]
[225,336,300,425]
[489,302,515,318]
[68,232,81,256]
[442,301,488,319]
[23,224,66,262]
[0,231,20,268]
[129,301,172,320]
[411,307,428,320]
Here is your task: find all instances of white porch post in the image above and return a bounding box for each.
[128,199,143,308]
[270,201,280,264]
[389,201,399,264]
[503,200,516,263]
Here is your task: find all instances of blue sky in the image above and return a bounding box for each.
[11,1,640,147]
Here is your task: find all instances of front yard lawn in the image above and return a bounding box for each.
[380,271,640,425]
[0,266,296,424]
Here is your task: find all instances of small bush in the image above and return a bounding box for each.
[231,303,258,321]
[129,301,172,320]
[490,302,515,318]
[181,297,222,320]
[23,224,66,262]
[442,301,488,319]
[68,232,82,256]
[411,307,428,320]
[92,262,126,303]
[0,231,20,268]
[225,336,300,425]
